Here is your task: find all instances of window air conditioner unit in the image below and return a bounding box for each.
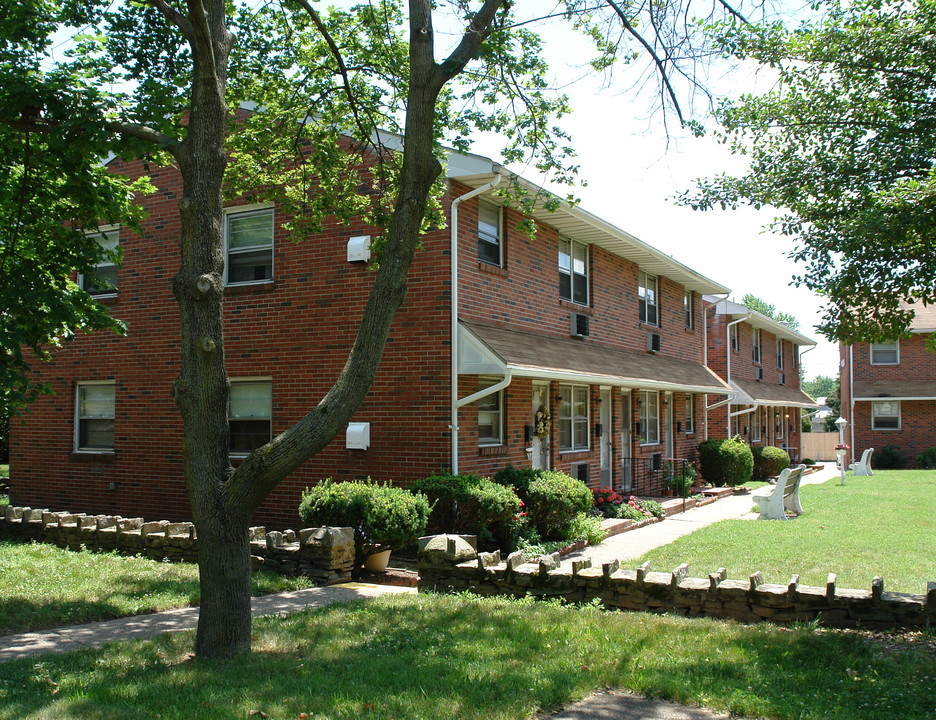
[570,313,590,338]
[755,367,764,381]
[779,373,786,385]
[651,453,663,471]
[646,333,661,353]
[571,462,590,485]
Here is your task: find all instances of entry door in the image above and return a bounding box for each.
[530,383,550,471]
[599,387,612,488]
[620,390,632,492]
[664,392,674,459]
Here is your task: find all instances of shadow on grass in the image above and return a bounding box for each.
[1,594,933,720]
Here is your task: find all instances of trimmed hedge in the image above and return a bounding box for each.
[523,470,592,538]
[410,473,520,535]
[698,437,754,487]
[752,445,791,480]
[876,445,909,469]
[298,479,430,567]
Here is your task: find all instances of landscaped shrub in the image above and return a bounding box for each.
[916,448,936,469]
[665,462,697,496]
[802,458,816,466]
[523,470,592,539]
[752,445,791,480]
[492,464,541,495]
[592,487,625,518]
[411,472,519,535]
[298,479,430,567]
[560,512,607,546]
[875,445,908,470]
[698,436,754,487]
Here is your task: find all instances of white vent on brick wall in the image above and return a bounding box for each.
[347,235,371,262]
[570,313,590,338]
[646,333,661,353]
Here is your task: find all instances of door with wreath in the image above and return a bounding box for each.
[530,383,551,470]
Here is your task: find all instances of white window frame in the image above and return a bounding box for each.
[871,400,901,430]
[685,394,694,434]
[75,380,115,452]
[639,390,660,445]
[638,271,658,326]
[78,225,120,298]
[684,290,693,329]
[776,338,784,369]
[558,384,589,452]
[477,199,502,267]
[752,328,762,364]
[730,324,739,352]
[870,341,899,365]
[792,346,798,369]
[224,204,274,286]
[229,377,273,455]
[752,406,761,442]
[777,408,785,440]
[477,377,503,446]
[558,237,589,305]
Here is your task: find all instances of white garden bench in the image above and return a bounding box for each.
[753,464,806,520]
[849,448,874,476]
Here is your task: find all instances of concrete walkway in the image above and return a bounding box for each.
[564,464,839,568]
[0,582,414,663]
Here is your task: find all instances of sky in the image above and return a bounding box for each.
[446,3,842,382]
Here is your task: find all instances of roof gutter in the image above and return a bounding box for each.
[450,174,503,475]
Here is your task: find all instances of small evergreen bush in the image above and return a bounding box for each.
[752,445,791,480]
[560,512,607,546]
[411,472,519,535]
[698,436,754,486]
[916,448,936,469]
[802,458,816,466]
[298,479,430,567]
[523,470,592,538]
[492,464,541,495]
[875,445,908,470]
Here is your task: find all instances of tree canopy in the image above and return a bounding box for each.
[741,293,799,331]
[684,0,936,344]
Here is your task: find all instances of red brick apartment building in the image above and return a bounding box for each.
[704,297,818,462]
[10,146,733,528]
[840,303,936,466]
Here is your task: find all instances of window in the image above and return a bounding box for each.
[792,346,798,369]
[225,206,273,285]
[477,378,503,446]
[776,339,784,369]
[777,409,785,440]
[751,407,761,441]
[752,328,762,363]
[639,390,659,445]
[730,324,739,352]
[872,401,900,430]
[75,382,115,451]
[79,227,120,297]
[558,384,589,451]
[685,395,694,434]
[559,238,588,305]
[477,199,501,266]
[870,341,899,365]
[229,380,272,454]
[638,271,658,326]
[683,291,693,329]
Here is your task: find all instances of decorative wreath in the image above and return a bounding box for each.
[534,406,552,439]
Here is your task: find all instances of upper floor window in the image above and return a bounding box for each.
[683,291,693,329]
[776,338,784,369]
[558,384,589,451]
[229,379,272,454]
[639,390,660,445]
[752,328,762,364]
[477,199,502,267]
[639,271,658,326]
[79,227,120,297]
[477,377,503,446]
[225,206,273,285]
[872,400,900,430]
[792,346,798,369]
[559,238,588,305]
[75,381,115,451]
[730,324,739,352]
[870,341,899,365]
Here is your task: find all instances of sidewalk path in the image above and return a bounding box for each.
[0,582,414,663]
[564,464,840,568]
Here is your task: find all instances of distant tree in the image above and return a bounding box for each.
[741,294,800,330]
[823,377,842,432]
[803,375,836,400]
[801,413,812,433]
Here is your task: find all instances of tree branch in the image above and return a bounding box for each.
[104,120,182,154]
[148,0,196,46]
[435,0,509,86]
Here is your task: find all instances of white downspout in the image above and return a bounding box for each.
[702,293,727,440]
[450,174,503,475]
[456,372,512,408]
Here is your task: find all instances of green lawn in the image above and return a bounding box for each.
[637,470,935,593]
[1,593,933,720]
[0,541,312,634]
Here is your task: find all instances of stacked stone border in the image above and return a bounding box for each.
[418,534,936,630]
[1,505,355,585]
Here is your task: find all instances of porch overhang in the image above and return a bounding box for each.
[852,380,936,401]
[729,378,819,409]
[459,321,732,395]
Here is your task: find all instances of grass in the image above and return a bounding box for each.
[1,592,934,720]
[0,541,312,634]
[636,470,935,593]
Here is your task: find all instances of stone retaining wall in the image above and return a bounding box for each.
[417,534,936,630]
[1,505,354,585]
